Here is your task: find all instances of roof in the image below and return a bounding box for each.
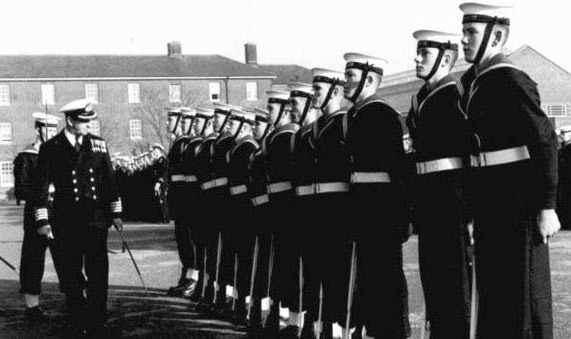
[258,64,313,85]
[0,54,276,80]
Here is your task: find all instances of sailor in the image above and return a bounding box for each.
[459,3,560,338]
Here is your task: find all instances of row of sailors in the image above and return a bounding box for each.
[112,148,169,223]
[165,5,560,339]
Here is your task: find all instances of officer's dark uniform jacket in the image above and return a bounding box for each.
[34,132,122,229]
[167,135,190,221]
[346,94,411,338]
[459,54,558,339]
[406,74,472,339]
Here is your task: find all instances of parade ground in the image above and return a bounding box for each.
[1,202,570,339]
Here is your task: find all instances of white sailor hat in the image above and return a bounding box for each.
[196,107,215,119]
[266,90,290,104]
[253,108,269,122]
[32,112,61,127]
[287,82,313,98]
[151,143,166,152]
[213,102,242,115]
[344,53,388,76]
[312,68,346,85]
[180,107,196,119]
[59,98,97,121]
[559,125,571,134]
[166,106,182,116]
[413,30,460,51]
[229,108,256,124]
[460,2,512,26]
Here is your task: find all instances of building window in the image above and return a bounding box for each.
[89,120,101,136]
[0,85,9,106]
[0,123,12,145]
[41,83,55,105]
[169,84,181,103]
[209,82,221,102]
[129,119,142,140]
[128,83,140,103]
[542,103,568,117]
[246,82,258,101]
[85,84,98,103]
[0,161,14,188]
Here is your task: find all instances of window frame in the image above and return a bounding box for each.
[169,84,182,103]
[246,81,258,101]
[0,84,10,106]
[129,119,143,140]
[0,122,12,145]
[209,82,221,102]
[41,83,56,105]
[128,83,140,104]
[0,161,14,188]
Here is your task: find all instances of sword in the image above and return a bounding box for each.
[117,230,150,296]
[247,236,260,320]
[344,241,357,339]
[0,254,19,275]
[201,246,209,299]
[469,257,479,339]
[212,232,223,305]
[298,256,304,338]
[232,252,238,311]
[315,283,324,339]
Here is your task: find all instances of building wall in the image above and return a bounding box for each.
[0,77,272,199]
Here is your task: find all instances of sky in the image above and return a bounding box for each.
[0,0,569,75]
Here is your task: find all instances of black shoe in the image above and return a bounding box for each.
[182,279,198,299]
[25,306,47,321]
[279,325,301,339]
[87,323,121,339]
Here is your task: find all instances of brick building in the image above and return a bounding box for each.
[0,42,277,198]
[380,45,571,132]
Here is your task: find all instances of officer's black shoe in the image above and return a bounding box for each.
[25,306,47,321]
[279,325,301,339]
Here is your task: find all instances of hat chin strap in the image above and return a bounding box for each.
[200,118,210,136]
[421,48,446,82]
[320,83,337,111]
[233,120,245,140]
[273,103,287,128]
[218,114,231,134]
[186,117,196,136]
[171,115,182,135]
[298,97,313,126]
[474,19,497,66]
[261,123,271,141]
[349,68,370,103]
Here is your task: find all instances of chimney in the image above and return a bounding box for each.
[245,42,258,67]
[167,41,182,58]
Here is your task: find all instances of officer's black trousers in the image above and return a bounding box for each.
[56,226,108,328]
[19,229,65,295]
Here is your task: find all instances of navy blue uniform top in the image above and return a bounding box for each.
[459,54,558,210]
[291,122,318,189]
[167,135,190,183]
[314,110,352,183]
[34,131,121,229]
[212,133,235,181]
[195,133,219,185]
[347,94,406,183]
[265,123,299,185]
[228,135,259,190]
[406,74,470,163]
